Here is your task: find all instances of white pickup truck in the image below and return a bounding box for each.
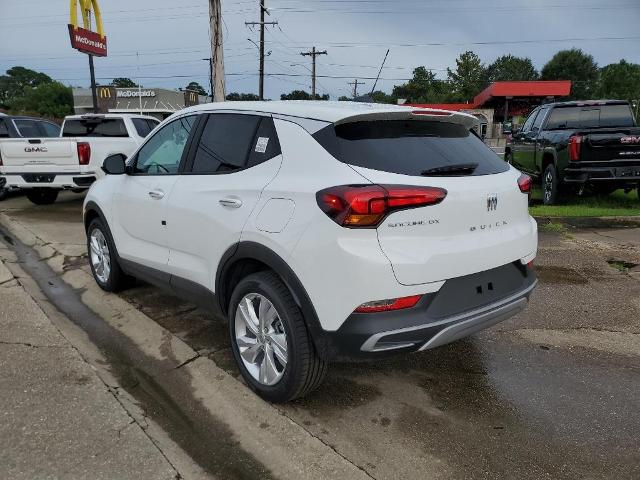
[0,113,159,204]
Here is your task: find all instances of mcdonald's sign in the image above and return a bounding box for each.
[68,0,107,57]
[184,90,200,107]
[97,86,116,112]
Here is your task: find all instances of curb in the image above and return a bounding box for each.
[534,215,640,229]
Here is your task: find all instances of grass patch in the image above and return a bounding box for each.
[529,188,640,217]
[607,259,638,272]
[537,222,568,234]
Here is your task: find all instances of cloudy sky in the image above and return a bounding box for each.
[1,0,639,100]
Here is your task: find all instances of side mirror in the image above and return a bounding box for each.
[102,154,127,175]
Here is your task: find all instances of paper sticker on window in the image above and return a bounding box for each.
[255,137,269,153]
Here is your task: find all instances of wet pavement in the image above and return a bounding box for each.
[1,191,639,479]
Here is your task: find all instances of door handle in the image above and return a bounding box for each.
[219,197,242,208]
[148,189,165,200]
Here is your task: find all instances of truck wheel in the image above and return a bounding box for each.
[542,164,560,205]
[504,151,513,164]
[229,271,328,402]
[0,186,8,202]
[26,189,59,205]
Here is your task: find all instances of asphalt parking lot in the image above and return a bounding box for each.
[1,191,639,480]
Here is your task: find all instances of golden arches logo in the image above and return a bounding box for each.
[188,91,197,102]
[69,0,104,37]
[98,87,111,98]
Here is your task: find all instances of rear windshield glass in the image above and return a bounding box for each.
[62,118,128,137]
[546,104,635,130]
[14,120,41,138]
[313,120,509,176]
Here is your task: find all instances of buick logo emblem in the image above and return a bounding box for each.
[487,194,498,211]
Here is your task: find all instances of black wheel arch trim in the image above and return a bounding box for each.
[216,241,337,360]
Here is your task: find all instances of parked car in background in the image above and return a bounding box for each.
[84,101,538,402]
[506,100,640,204]
[0,114,61,200]
[0,113,159,204]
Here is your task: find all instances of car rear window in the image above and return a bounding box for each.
[546,104,635,130]
[14,119,42,138]
[313,120,509,176]
[62,118,129,137]
[131,118,159,138]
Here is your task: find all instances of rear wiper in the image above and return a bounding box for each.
[421,163,478,176]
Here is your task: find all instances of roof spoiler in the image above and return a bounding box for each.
[334,108,478,129]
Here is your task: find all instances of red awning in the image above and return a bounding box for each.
[407,81,572,112]
[473,80,572,106]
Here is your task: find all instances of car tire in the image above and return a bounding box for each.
[87,217,132,292]
[504,151,513,164]
[542,164,560,205]
[229,271,328,402]
[0,186,8,202]
[26,188,59,205]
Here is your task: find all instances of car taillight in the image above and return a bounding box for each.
[316,184,447,228]
[355,294,422,313]
[568,135,582,161]
[77,142,91,165]
[517,174,532,193]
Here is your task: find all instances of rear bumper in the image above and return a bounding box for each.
[2,172,97,189]
[564,160,640,184]
[326,262,537,357]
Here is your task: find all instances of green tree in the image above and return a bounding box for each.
[370,90,395,104]
[541,49,598,99]
[10,81,73,118]
[391,67,447,103]
[0,66,53,107]
[185,81,208,96]
[280,90,329,100]
[446,51,487,102]
[598,60,640,100]
[486,55,538,82]
[226,92,260,101]
[110,77,138,88]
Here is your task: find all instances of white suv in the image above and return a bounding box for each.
[84,101,538,402]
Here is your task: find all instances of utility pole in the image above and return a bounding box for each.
[300,47,327,98]
[348,79,365,99]
[209,0,225,101]
[246,2,278,100]
[202,58,214,101]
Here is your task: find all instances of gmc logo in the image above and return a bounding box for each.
[24,146,48,153]
[621,136,640,144]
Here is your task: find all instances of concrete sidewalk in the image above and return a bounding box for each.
[0,260,178,480]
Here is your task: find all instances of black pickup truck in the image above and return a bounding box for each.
[505,100,640,204]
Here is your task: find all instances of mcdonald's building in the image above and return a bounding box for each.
[72,87,209,120]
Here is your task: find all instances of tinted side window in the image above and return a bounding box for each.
[531,108,548,131]
[314,120,508,177]
[39,121,61,137]
[520,110,539,133]
[191,114,260,174]
[247,117,281,167]
[14,120,41,138]
[134,116,196,175]
[132,118,153,137]
[62,118,128,137]
[0,119,10,138]
[146,119,160,131]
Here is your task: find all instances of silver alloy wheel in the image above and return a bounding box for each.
[544,170,553,203]
[234,293,288,386]
[89,228,111,284]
